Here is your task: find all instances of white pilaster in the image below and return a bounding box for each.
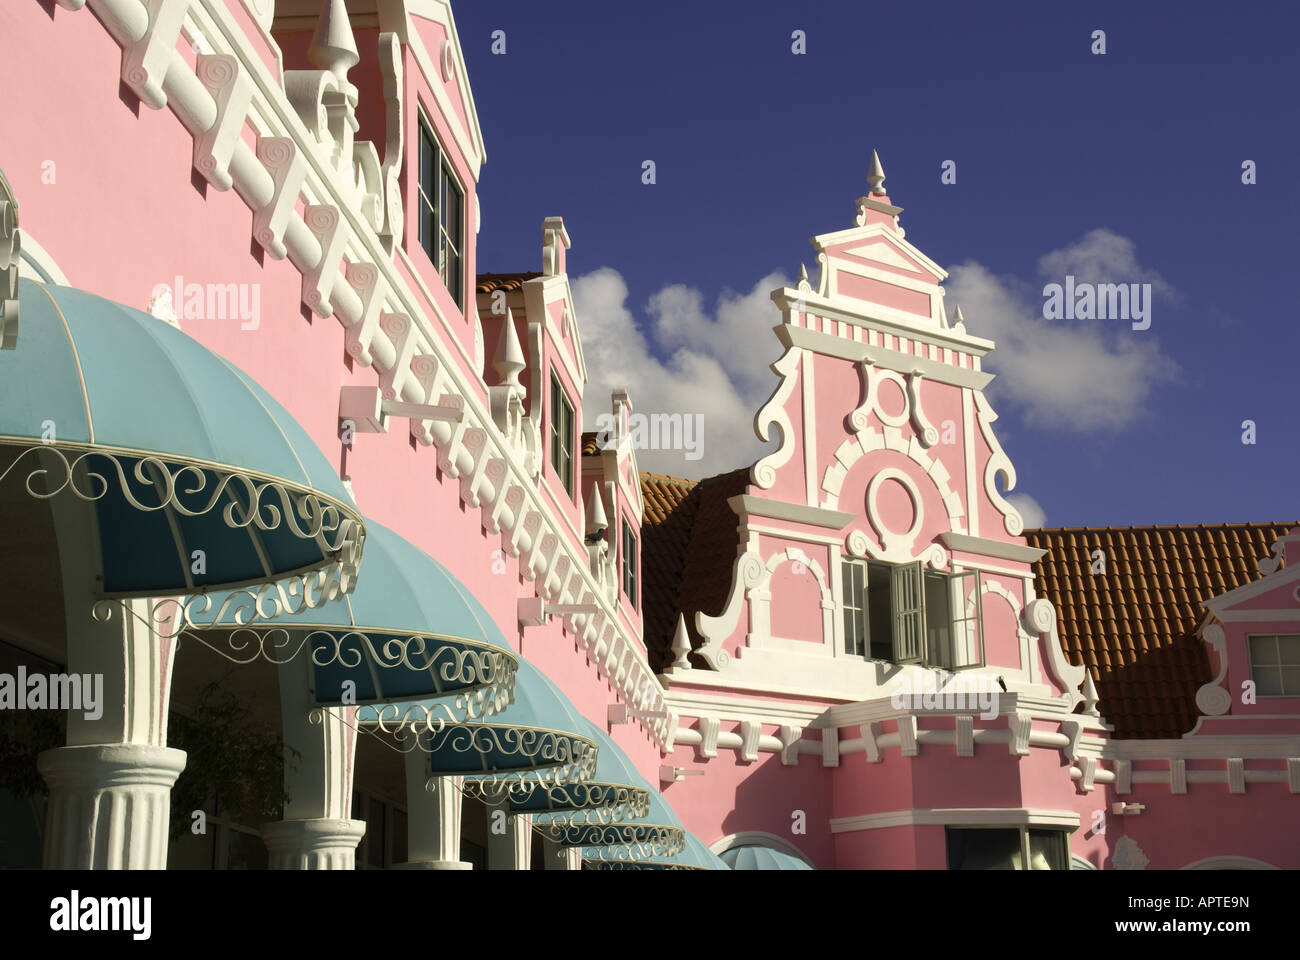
[39,488,185,869]
[486,801,532,870]
[260,659,365,869]
[395,747,470,869]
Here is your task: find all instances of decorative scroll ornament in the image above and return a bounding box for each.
[98,597,517,723]
[568,825,687,860]
[2,441,363,595]
[1,168,20,349]
[464,780,650,825]
[586,860,702,871]
[973,391,1023,536]
[750,347,801,489]
[1194,624,1232,717]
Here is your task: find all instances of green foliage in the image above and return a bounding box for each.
[169,681,293,839]
[0,708,64,799]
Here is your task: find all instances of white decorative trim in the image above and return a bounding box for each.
[728,494,854,530]
[0,170,20,349]
[940,532,1044,564]
[829,807,1080,833]
[1195,624,1232,716]
[1022,599,1086,710]
[973,392,1023,536]
[907,370,938,446]
[751,347,801,489]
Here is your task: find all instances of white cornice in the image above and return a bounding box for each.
[830,808,1080,833]
[774,285,991,353]
[661,687,830,726]
[776,324,994,391]
[940,532,1044,564]
[728,494,855,530]
[1107,736,1300,760]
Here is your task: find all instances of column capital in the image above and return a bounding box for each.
[261,817,367,870]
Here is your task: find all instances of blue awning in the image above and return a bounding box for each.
[535,761,686,860]
[719,844,814,870]
[585,832,729,871]
[360,659,598,791]
[176,520,518,712]
[477,717,649,822]
[0,279,363,597]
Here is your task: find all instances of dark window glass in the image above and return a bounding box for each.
[417,115,464,311]
[946,828,1022,870]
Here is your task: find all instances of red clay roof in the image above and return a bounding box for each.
[637,479,1295,738]
[639,469,750,671]
[1025,523,1296,739]
[475,272,541,294]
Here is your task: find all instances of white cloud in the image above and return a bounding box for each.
[946,229,1179,432]
[1007,492,1046,530]
[572,268,788,478]
[1037,228,1175,300]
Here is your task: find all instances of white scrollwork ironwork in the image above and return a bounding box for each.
[568,825,687,860]
[0,441,364,594]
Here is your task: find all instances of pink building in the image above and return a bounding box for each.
[0,0,1295,873]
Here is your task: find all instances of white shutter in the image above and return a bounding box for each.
[892,562,924,664]
[951,570,984,669]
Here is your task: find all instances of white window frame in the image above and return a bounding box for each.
[1246,633,1300,697]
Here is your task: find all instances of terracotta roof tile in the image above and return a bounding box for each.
[639,469,750,671]
[1024,522,1296,739]
[475,272,541,294]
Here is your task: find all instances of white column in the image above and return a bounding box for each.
[486,800,532,870]
[260,658,365,869]
[39,485,186,869]
[395,746,470,869]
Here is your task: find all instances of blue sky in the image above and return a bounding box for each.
[456,0,1299,528]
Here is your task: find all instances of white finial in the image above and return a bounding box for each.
[867,149,886,195]
[309,0,359,83]
[950,303,966,333]
[587,483,608,532]
[492,310,525,388]
[798,263,808,283]
[1082,671,1099,715]
[670,614,692,669]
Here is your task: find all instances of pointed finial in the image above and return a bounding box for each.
[670,614,692,669]
[950,304,966,332]
[587,483,608,533]
[798,263,808,283]
[492,310,525,388]
[866,149,886,195]
[309,0,360,82]
[1082,671,1099,715]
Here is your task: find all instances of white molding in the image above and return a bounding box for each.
[829,807,1080,833]
[777,323,994,391]
[940,532,1044,564]
[751,347,801,489]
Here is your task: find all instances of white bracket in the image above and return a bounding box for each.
[659,765,705,784]
[1111,801,1146,816]
[339,384,463,434]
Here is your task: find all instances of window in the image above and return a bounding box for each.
[417,114,464,310]
[1248,634,1300,696]
[622,519,638,608]
[549,372,575,495]
[946,827,1070,870]
[353,789,407,869]
[840,558,982,668]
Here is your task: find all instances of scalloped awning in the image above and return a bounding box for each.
[0,279,363,598]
